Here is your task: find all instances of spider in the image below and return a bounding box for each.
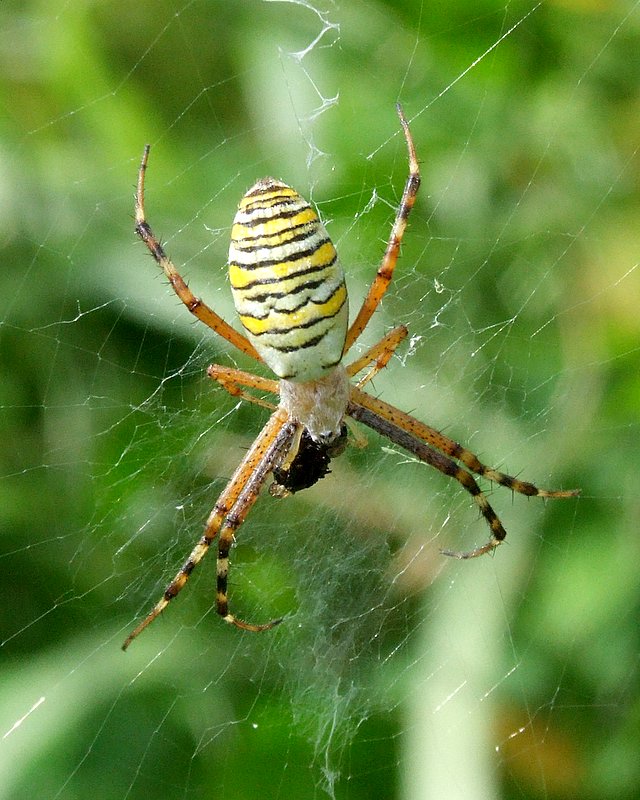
[122,104,579,650]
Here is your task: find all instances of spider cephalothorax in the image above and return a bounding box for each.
[122,105,578,650]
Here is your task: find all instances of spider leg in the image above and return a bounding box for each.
[343,325,409,449]
[216,418,301,631]
[350,386,580,499]
[134,145,261,362]
[122,410,296,650]
[347,389,579,559]
[346,324,408,386]
[207,364,279,411]
[343,104,420,354]
[348,399,506,558]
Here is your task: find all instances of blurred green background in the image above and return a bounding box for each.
[1,1,639,798]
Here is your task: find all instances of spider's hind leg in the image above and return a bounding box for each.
[343,104,420,353]
[134,145,261,362]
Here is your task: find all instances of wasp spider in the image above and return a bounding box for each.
[122,105,579,650]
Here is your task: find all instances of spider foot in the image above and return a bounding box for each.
[440,539,502,560]
[122,597,170,651]
[535,487,581,499]
[223,613,284,632]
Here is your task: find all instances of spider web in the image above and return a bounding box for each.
[1,1,639,798]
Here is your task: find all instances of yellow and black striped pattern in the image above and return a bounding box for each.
[229,178,348,382]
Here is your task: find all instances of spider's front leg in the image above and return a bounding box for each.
[122,410,297,649]
[215,417,301,631]
[348,389,579,560]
